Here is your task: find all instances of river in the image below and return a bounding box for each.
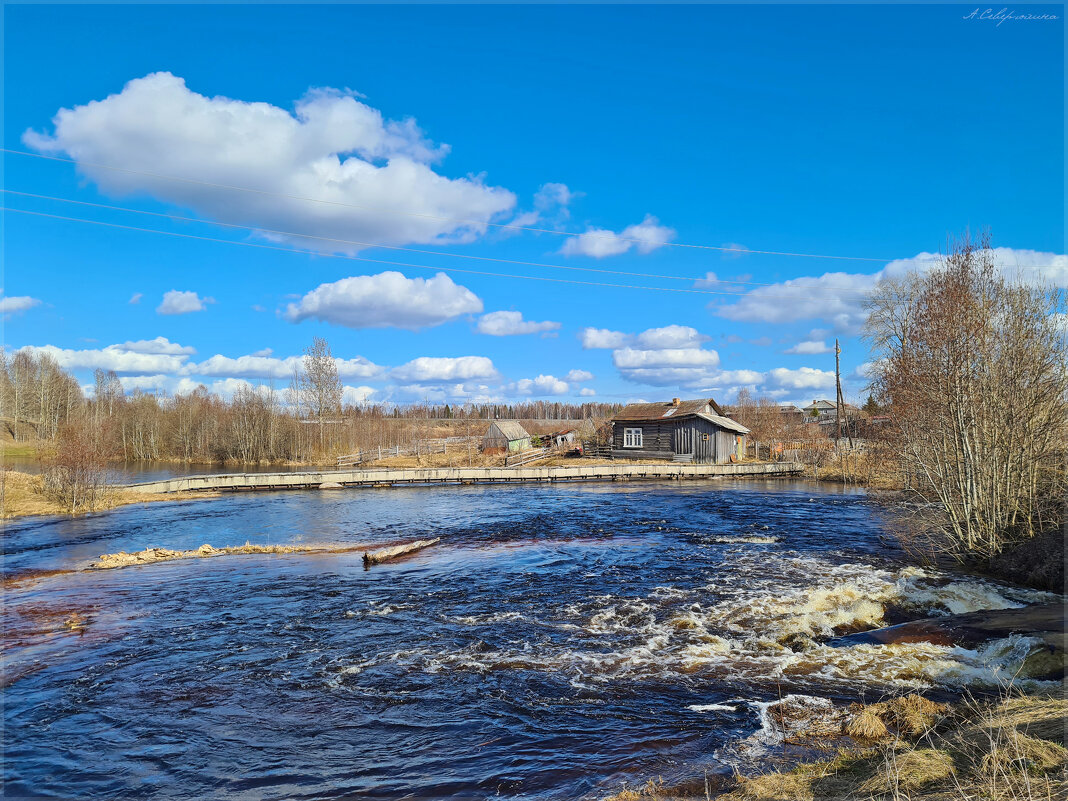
[2,479,1057,799]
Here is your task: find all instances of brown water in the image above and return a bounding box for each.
[2,479,1057,799]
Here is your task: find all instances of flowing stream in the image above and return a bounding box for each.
[2,479,1057,799]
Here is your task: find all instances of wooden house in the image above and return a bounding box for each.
[611,397,749,464]
[549,429,576,448]
[482,421,532,454]
[803,399,838,421]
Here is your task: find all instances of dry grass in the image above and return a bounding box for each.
[89,540,375,569]
[606,692,1067,801]
[847,707,891,741]
[0,469,217,519]
[864,747,957,795]
[813,451,905,490]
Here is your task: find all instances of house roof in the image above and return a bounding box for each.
[486,420,530,441]
[804,399,837,410]
[696,412,750,434]
[613,397,724,421]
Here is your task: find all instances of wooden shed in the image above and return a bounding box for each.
[611,397,749,464]
[482,420,532,454]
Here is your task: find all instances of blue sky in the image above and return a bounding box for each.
[3,4,1064,407]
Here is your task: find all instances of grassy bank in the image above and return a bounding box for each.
[607,692,1067,800]
[0,470,217,519]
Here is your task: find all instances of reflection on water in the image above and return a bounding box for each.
[2,480,1057,799]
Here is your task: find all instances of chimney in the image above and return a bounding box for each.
[672,397,681,406]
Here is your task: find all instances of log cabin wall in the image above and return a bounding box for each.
[613,416,741,464]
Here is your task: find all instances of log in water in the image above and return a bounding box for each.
[362,537,441,567]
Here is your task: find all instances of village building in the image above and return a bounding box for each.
[611,397,749,464]
[548,429,576,448]
[481,421,532,454]
[802,399,839,421]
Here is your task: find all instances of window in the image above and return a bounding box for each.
[623,427,643,448]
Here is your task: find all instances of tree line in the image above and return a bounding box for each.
[0,337,623,466]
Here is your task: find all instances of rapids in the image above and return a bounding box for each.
[2,478,1058,799]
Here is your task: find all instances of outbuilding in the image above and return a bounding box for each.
[611,397,749,464]
[482,420,532,454]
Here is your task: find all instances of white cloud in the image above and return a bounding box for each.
[25,72,516,252]
[715,247,1067,334]
[784,340,834,355]
[118,374,171,392]
[560,214,675,258]
[285,271,482,330]
[534,182,575,212]
[128,292,143,304]
[579,387,596,397]
[716,270,876,334]
[251,347,273,357]
[612,345,721,386]
[765,367,837,390]
[634,325,708,349]
[342,385,375,405]
[580,327,630,349]
[187,353,381,380]
[391,356,498,383]
[566,369,594,382]
[118,336,196,355]
[0,295,41,314]
[157,290,212,315]
[512,374,569,396]
[476,310,561,336]
[20,343,190,374]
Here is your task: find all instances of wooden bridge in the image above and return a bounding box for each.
[120,462,804,494]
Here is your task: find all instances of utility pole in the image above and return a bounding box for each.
[835,338,842,451]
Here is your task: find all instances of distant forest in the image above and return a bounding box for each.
[0,344,622,465]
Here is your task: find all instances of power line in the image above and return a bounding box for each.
[1,146,893,263]
[1,188,882,295]
[2,206,768,297]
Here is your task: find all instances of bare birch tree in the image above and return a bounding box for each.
[298,337,343,453]
[866,232,1068,560]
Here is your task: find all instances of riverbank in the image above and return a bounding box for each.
[606,691,1067,801]
[0,469,218,519]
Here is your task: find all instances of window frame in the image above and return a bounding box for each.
[623,427,643,449]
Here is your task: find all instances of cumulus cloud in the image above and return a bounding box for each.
[157,290,212,315]
[535,182,575,212]
[566,369,594,382]
[784,340,834,355]
[285,271,482,330]
[476,310,561,336]
[560,215,675,258]
[765,366,837,390]
[391,356,498,383]
[118,374,172,392]
[634,325,708,349]
[715,247,1067,334]
[0,295,41,314]
[342,385,375,405]
[579,387,596,397]
[24,72,516,252]
[21,343,190,374]
[118,336,196,355]
[187,353,381,380]
[579,327,630,349]
[512,374,570,396]
[612,345,722,386]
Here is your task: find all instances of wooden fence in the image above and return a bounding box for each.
[580,441,613,459]
[504,447,552,467]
